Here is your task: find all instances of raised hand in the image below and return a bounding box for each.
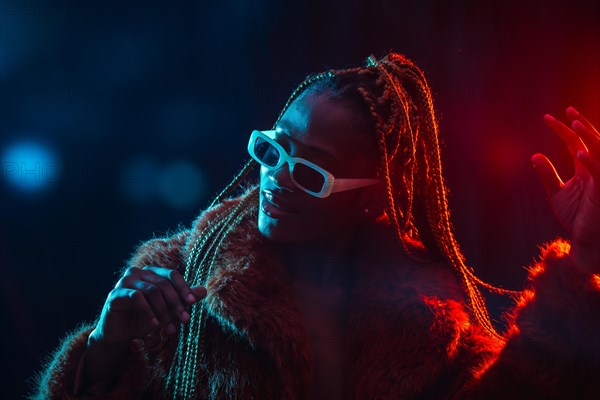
[90,265,207,344]
[79,266,207,391]
[531,106,600,272]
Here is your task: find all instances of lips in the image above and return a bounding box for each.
[261,190,299,216]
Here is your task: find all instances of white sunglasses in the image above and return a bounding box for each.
[247,129,380,198]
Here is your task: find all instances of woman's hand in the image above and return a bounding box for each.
[90,265,207,345]
[78,266,206,392]
[531,106,600,273]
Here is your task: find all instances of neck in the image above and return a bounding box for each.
[282,229,357,288]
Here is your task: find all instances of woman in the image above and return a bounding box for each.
[33,53,600,399]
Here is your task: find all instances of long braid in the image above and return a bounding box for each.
[346,62,421,257]
[356,80,416,257]
[168,189,261,398]
[315,54,519,341]
[364,53,520,341]
[407,65,503,339]
[187,192,259,398]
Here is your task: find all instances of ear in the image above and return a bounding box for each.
[358,183,388,216]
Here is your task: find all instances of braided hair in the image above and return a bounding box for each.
[166,52,519,398]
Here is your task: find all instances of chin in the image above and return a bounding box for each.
[257,212,320,243]
[257,214,297,242]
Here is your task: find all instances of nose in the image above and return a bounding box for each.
[263,163,296,193]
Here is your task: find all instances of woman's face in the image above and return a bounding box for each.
[257,90,381,243]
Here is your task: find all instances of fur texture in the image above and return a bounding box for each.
[32,187,600,399]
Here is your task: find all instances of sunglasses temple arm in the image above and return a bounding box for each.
[330,179,381,193]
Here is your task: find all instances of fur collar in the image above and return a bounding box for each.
[179,186,477,398]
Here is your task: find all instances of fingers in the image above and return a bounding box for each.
[143,266,199,305]
[129,289,160,328]
[190,284,208,301]
[543,114,587,156]
[133,280,175,329]
[105,287,161,341]
[563,106,600,157]
[138,268,189,324]
[109,287,159,328]
[566,106,599,136]
[564,106,600,179]
[118,266,208,333]
[531,153,563,198]
[577,149,600,181]
[573,119,600,160]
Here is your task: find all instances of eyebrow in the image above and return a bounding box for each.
[275,123,341,164]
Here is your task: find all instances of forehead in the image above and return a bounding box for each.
[277,92,374,164]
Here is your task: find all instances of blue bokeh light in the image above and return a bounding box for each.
[120,157,207,209]
[1,140,60,193]
[158,161,207,210]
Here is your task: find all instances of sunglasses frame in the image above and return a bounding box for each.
[248,129,380,198]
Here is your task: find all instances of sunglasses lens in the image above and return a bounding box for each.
[293,163,325,193]
[253,136,280,167]
[251,132,327,196]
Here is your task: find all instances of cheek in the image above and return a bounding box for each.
[314,196,362,228]
[259,166,269,186]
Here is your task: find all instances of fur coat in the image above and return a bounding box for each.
[32,187,600,399]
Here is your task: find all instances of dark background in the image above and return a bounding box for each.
[1,0,599,398]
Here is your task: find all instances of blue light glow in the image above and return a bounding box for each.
[119,157,207,209]
[1,140,60,192]
[158,161,207,210]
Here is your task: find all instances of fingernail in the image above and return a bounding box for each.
[572,120,584,130]
[187,293,196,303]
[181,311,190,322]
[151,317,160,326]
